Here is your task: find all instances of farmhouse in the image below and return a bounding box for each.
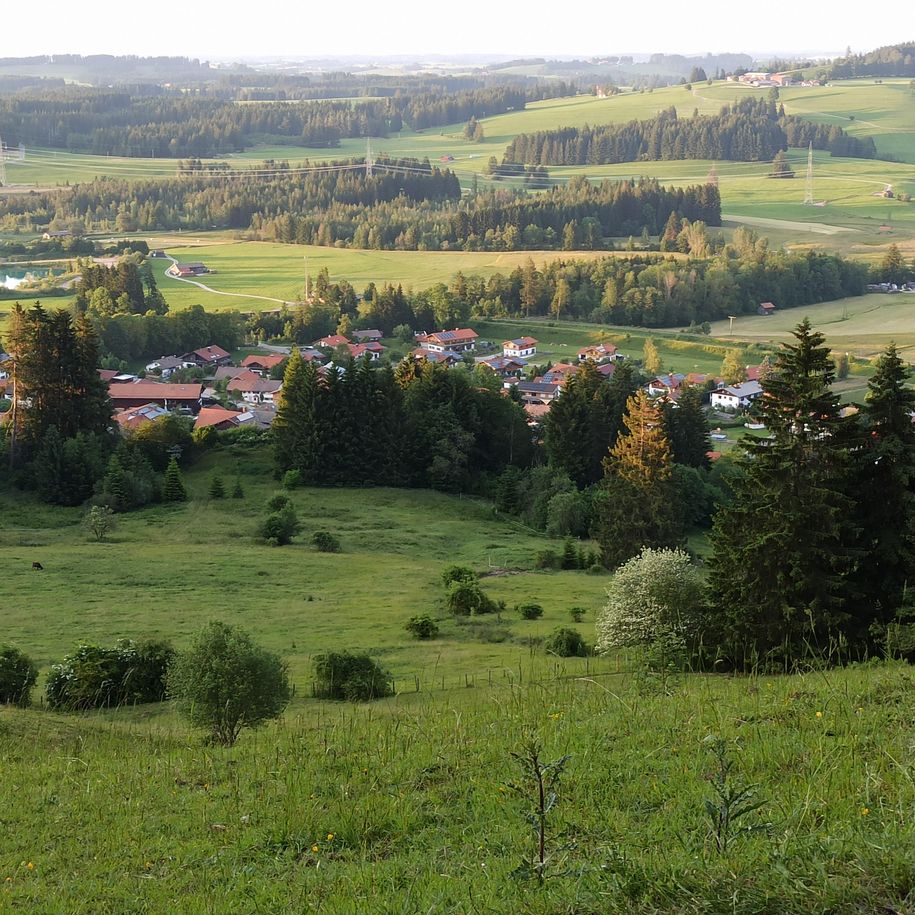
[577,343,619,362]
[412,348,464,366]
[710,380,764,411]
[517,380,562,404]
[113,402,171,433]
[502,337,538,358]
[541,363,579,385]
[108,381,203,412]
[314,334,351,349]
[227,377,282,405]
[348,342,385,361]
[757,302,776,316]
[423,329,478,353]
[167,262,210,278]
[647,373,686,398]
[479,355,527,379]
[194,406,255,431]
[184,345,232,368]
[352,329,384,343]
[41,230,70,240]
[241,353,287,375]
[146,355,194,378]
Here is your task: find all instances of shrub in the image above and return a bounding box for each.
[561,538,580,570]
[596,548,705,662]
[312,530,341,553]
[544,627,589,657]
[535,549,560,570]
[569,607,587,622]
[518,602,544,620]
[266,492,291,512]
[209,474,226,499]
[313,651,393,701]
[442,565,476,587]
[260,504,302,546]
[0,646,38,706]
[46,639,174,711]
[447,580,497,616]
[168,622,290,746]
[405,615,439,639]
[282,469,302,490]
[84,504,116,542]
[232,478,245,499]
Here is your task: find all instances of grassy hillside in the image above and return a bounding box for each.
[709,291,915,358]
[1,659,914,911]
[1,446,609,688]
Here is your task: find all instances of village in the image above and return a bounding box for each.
[8,320,770,450]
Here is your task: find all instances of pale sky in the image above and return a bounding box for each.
[8,0,910,61]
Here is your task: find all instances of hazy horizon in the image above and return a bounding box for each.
[6,0,907,63]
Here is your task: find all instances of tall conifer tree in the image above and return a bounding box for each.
[708,319,858,663]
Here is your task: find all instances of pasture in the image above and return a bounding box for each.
[5,80,914,258]
[0,446,609,689]
[709,292,915,358]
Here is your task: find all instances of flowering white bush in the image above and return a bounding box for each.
[596,548,705,653]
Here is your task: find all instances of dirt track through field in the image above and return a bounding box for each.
[722,214,861,235]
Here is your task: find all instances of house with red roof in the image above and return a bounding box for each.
[183,345,231,368]
[113,402,171,433]
[241,353,287,375]
[424,328,478,353]
[347,342,385,361]
[502,337,538,359]
[412,348,464,366]
[109,382,203,411]
[227,377,282,405]
[194,406,255,432]
[314,334,351,349]
[578,343,620,362]
[479,355,527,379]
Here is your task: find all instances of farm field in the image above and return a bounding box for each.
[0,446,609,690]
[144,241,619,311]
[5,80,914,255]
[709,292,915,358]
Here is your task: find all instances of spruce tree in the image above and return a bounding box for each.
[851,343,915,638]
[232,478,245,499]
[707,319,859,663]
[661,386,711,468]
[162,457,188,503]
[209,474,225,499]
[593,390,683,568]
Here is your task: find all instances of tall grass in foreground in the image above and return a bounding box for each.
[2,661,915,912]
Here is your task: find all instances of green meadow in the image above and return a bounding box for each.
[709,292,915,358]
[144,241,616,311]
[1,446,609,688]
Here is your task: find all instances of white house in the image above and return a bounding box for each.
[710,381,763,411]
[502,337,538,359]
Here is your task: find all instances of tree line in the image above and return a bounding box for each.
[828,42,915,78]
[273,353,533,492]
[0,166,718,253]
[502,97,877,166]
[0,83,573,156]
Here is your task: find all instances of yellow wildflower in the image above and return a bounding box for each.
[815,711,823,718]
[25,863,34,871]
[861,807,870,816]
[311,844,319,853]
[327,833,334,841]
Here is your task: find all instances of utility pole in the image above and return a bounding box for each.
[804,142,814,205]
[365,138,373,178]
[0,134,7,187]
[728,315,736,335]
[303,255,310,302]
